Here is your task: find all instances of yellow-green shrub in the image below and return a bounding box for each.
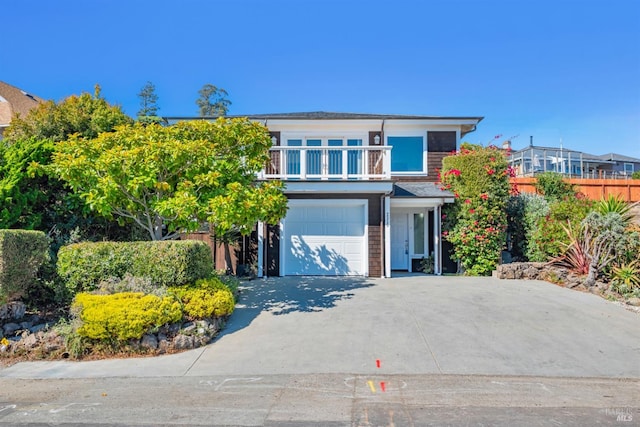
[170,278,235,319]
[72,292,182,341]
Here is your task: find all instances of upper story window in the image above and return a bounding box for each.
[427,131,457,152]
[285,137,364,177]
[388,136,425,173]
[624,163,634,175]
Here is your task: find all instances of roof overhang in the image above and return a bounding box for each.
[391,198,453,208]
[275,180,394,195]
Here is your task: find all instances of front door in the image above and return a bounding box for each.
[391,214,409,270]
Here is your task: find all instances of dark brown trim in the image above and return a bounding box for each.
[269,131,281,146]
[369,131,382,146]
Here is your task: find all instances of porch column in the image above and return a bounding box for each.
[257,221,264,278]
[434,205,442,275]
[384,196,391,278]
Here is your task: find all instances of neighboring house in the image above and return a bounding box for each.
[0,81,44,139]
[168,112,483,277]
[508,143,640,179]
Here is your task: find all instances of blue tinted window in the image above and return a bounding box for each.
[389,136,423,172]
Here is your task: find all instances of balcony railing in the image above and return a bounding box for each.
[259,146,392,180]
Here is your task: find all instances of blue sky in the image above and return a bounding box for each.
[3,0,639,157]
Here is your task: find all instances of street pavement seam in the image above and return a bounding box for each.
[401,291,443,374]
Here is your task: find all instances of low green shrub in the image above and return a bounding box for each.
[57,240,213,295]
[215,272,240,295]
[0,229,49,304]
[534,172,577,201]
[72,292,182,342]
[170,278,235,319]
[528,195,593,261]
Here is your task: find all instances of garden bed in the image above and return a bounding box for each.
[495,262,640,313]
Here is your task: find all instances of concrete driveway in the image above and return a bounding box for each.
[2,275,639,379]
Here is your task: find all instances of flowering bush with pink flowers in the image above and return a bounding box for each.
[440,143,514,275]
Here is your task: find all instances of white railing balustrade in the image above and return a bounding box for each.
[259,146,392,180]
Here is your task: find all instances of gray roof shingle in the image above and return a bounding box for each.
[393,182,453,198]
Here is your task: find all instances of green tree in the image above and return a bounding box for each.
[534,172,577,202]
[440,143,513,275]
[137,81,162,125]
[196,84,231,117]
[50,118,287,241]
[0,87,133,240]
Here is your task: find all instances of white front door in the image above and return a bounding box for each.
[391,213,409,270]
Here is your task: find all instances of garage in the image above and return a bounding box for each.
[282,200,368,276]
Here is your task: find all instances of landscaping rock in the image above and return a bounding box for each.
[3,322,21,336]
[141,334,158,350]
[20,321,33,330]
[21,333,38,349]
[173,334,195,350]
[181,322,196,334]
[627,297,640,307]
[0,302,26,320]
[29,323,48,334]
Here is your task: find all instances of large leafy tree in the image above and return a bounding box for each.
[50,118,287,240]
[196,84,231,117]
[0,86,133,241]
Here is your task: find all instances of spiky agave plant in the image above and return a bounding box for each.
[595,195,636,225]
[611,260,640,294]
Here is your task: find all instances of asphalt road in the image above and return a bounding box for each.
[1,276,638,426]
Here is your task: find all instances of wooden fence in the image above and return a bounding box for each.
[512,178,640,202]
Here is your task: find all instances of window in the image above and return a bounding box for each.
[389,136,424,172]
[286,139,302,176]
[427,131,456,152]
[413,213,425,255]
[347,139,362,176]
[624,163,634,175]
[307,139,322,175]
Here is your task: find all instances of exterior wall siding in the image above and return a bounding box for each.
[392,151,449,183]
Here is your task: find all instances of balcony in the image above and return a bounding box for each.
[259,146,392,180]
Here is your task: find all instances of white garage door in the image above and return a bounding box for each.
[283,201,367,276]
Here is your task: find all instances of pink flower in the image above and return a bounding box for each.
[469,209,475,214]
[486,169,495,175]
[480,193,489,200]
[464,199,472,204]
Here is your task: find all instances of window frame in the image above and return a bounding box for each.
[624,163,634,175]
[387,134,427,175]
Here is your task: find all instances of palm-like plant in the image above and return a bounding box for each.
[595,195,636,225]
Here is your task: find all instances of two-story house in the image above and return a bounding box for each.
[170,112,483,277]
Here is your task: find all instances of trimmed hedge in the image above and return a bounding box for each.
[0,229,49,303]
[57,240,213,295]
[73,292,183,341]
